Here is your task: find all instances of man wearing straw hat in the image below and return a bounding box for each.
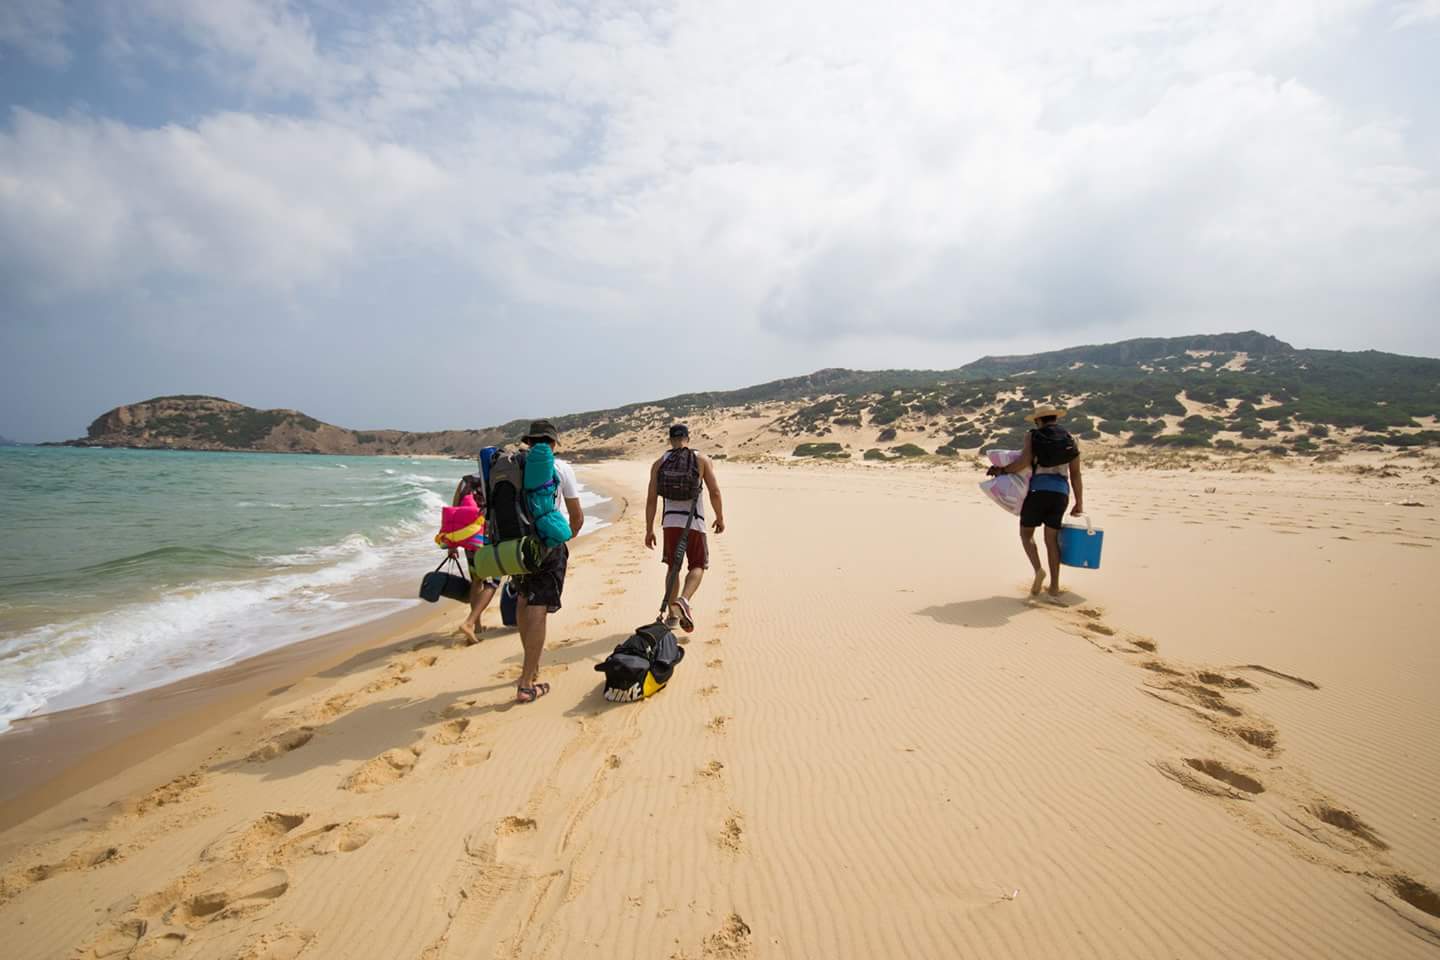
[987,404,1085,598]
[511,419,584,703]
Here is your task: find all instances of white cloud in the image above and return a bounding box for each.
[0,109,451,298]
[0,0,71,68]
[2,0,1438,357]
[1393,0,1440,26]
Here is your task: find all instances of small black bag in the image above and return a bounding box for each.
[1031,425,1079,468]
[419,554,471,604]
[595,622,685,702]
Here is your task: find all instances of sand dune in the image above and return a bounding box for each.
[1,456,1438,958]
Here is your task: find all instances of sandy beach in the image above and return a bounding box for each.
[2,454,1438,959]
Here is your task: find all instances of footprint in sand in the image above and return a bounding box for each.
[1156,758,1265,800]
[697,685,719,698]
[246,727,315,763]
[200,813,308,864]
[1194,670,1257,691]
[167,868,291,928]
[673,913,753,960]
[431,718,475,746]
[119,772,205,819]
[1383,876,1440,922]
[360,673,413,696]
[1158,679,1244,717]
[81,919,147,958]
[497,815,537,835]
[707,715,730,733]
[340,746,421,793]
[273,814,401,860]
[717,813,745,853]
[234,927,316,960]
[441,698,477,719]
[1308,803,1388,851]
[0,844,120,905]
[706,658,723,669]
[696,760,725,783]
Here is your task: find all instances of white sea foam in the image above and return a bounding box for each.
[0,463,615,732]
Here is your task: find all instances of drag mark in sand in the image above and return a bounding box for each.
[1234,665,1320,690]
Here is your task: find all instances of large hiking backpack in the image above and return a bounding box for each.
[484,448,535,543]
[657,448,702,501]
[595,623,685,702]
[1031,425,1079,468]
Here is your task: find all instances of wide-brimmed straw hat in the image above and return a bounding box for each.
[521,418,559,445]
[1026,404,1067,423]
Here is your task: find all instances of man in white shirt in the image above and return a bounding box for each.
[512,419,584,704]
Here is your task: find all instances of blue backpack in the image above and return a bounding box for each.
[523,443,573,547]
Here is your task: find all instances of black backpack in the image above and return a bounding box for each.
[483,448,536,542]
[657,448,702,501]
[1031,425,1079,468]
[595,623,686,702]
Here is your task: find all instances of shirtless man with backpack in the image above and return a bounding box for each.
[987,405,1085,598]
[645,424,725,632]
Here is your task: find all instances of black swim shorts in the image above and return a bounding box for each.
[1020,490,1069,530]
[513,543,569,613]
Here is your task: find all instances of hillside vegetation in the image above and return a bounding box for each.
[67,332,1440,459]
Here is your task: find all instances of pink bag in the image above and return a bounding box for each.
[979,449,1029,515]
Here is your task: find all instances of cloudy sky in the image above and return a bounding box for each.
[2,0,1437,440]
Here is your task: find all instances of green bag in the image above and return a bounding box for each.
[469,537,547,579]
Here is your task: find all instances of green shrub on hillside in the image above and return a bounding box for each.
[863,448,890,461]
[890,443,928,457]
[793,442,850,459]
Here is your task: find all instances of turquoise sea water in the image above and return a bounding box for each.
[0,446,609,732]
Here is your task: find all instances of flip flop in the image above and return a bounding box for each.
[671,597,695,633]
[516,682,551,704]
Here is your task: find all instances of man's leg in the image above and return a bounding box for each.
[1044,527,1063,596]
[1020,525,1044,595]
[460,581,497,645]
[515,596,547,690]
[680,530,707,601]
[680,566,705,601]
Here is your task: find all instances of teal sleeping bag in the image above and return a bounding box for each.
[524,443,573,547]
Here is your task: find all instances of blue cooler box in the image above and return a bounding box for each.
[1059,516,1104,569]
[500,580,518,626]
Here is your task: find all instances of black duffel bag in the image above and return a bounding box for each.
[419,553,471,603]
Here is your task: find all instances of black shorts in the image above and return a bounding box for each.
[512,543,569,613]
[1020,490,1069,530]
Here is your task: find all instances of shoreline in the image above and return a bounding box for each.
[0,476,627,833]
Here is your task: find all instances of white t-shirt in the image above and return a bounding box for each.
[660,450,706,530]
[552,458,580,511]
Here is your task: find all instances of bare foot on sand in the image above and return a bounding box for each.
[1030,570,1045,596]
[458,622,479,645]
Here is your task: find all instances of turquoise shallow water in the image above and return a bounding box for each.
[0,446,608,731]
